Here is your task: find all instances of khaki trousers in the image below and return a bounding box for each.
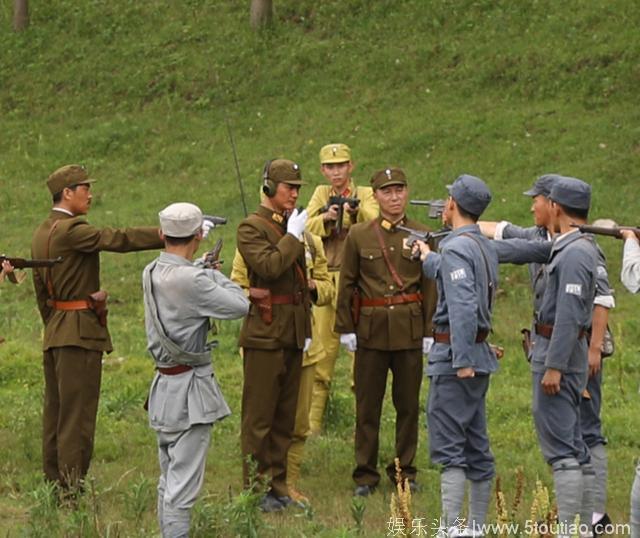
[42,346,103,488]
[241,348,302,497]
[352,347,423,487]
[309,269,354,433]
[286,362,316,488]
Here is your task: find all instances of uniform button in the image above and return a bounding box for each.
[389,285,394,290]
[390,246,395,251]
[369,255,373,259]
[389,305,395,310]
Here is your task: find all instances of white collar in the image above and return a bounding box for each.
[52,207,74,216]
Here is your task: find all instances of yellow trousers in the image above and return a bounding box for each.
[286,362,316,488]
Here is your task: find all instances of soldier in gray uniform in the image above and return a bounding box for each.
[412,174,498,538]
[620,227,640,538]
[480,174,615,534]
[143,203,249,538]
[491,178,599,538]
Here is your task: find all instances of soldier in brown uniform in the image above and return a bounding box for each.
[335,167,437,496]
[305,143,379,433]
[236,159,312,512]
[31,164,163,491]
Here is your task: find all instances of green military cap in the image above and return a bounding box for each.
[319,143,352,164]
[265,159,304,185]
[370,167,407,190]
[47,164,96,195]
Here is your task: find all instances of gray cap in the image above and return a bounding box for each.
[159,202,203,237]
[549,177,591,210]
[447,174,492,216]
[523,174,561,198]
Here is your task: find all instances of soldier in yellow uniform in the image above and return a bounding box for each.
[335,167,437,496]
[231,226,333,504]
[236,159,313,512]
[305,143,379,433]
[31,164,163,492]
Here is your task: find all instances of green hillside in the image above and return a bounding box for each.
[1,0,639,535]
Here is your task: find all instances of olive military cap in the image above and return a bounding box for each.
[319,143,352,164]
[447,174,492,217]
[265,159,304,185]
[523,174,562,198]
[47,164,96,195]
[370,167,407,190]
[159,202,203,238]
[549,177,591,210]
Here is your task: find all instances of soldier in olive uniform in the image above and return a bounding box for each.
[413,175,498,537]
[305,143,379,433]
[335,167,437,496]
[31,164,163,491]
[236,159,312,512]
[231,227,333,504]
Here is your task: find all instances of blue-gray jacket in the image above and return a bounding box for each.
[495,231,598,374]
[422,224,499,376]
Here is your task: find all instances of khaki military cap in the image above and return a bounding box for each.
[265,159,304,185]
[370,167,407,190]
[319,143,352,164]
[159,202,203,237]
[47,164,96,195]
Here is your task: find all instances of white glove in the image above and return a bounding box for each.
[422,337,434,355]
[303,338,312,353]
[286,208,308,240]
[340,333,357,353]
[201,219,216,239]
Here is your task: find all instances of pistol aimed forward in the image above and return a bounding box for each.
[319,195,360,234]
[203,215,228,227]
[571,223,640,239]
[410,199,447,219]
[395,225,451,260]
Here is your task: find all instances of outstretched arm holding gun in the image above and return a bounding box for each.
[200,215,227,270]
[572,222,640,239]
[396,224,451,260]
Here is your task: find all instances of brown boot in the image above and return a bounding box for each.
[288,485,310,505]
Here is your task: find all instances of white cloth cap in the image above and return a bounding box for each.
[159,202,203,237]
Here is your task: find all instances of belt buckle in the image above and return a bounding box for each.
[383,293,394,306]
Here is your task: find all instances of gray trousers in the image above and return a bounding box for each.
[157,424,212,538]
[532,371,589,465]
[580,366,606,447]
[427,375,495,481]
[632,462,640,538]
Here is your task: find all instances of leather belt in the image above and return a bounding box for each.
[157,365,193,375]
[361,293,422,307]
[271,292,303,305]
[535,323,587,339]
[47,299,91,310]
[433,328,489,344]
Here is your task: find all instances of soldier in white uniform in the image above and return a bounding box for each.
[143,203,249,538]
[620,228,640,538]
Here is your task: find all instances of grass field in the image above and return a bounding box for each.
[1,0,639,536]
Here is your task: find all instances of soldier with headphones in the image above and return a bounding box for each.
[236,158,312,512]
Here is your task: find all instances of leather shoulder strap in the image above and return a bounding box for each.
[371,220,405,290]
[44,220,61,300]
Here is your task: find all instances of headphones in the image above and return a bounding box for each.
[262,159,277,198]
